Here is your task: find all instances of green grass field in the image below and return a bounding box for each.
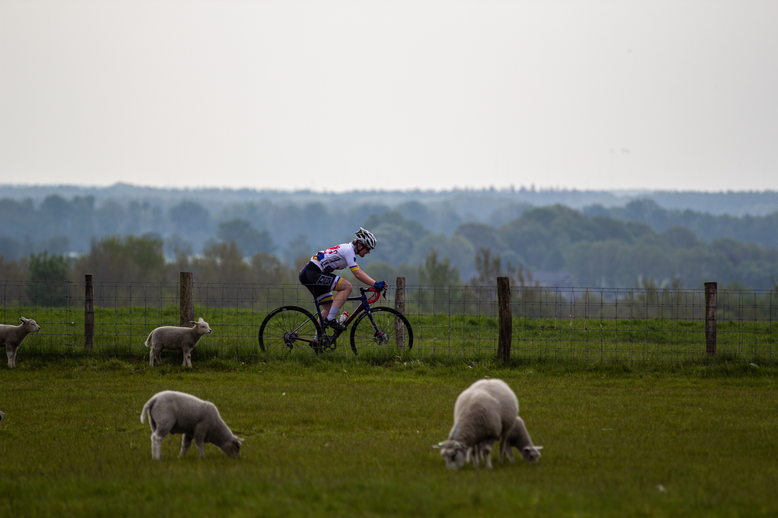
[4,305,777,363]
[2,357,777,517]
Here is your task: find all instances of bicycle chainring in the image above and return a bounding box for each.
[318,334,337,352]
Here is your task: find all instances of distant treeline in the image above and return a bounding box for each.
[2,186,778,289]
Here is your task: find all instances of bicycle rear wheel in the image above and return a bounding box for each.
[258,306,322,355]
[349,307,413,355]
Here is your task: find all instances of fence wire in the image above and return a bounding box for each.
[1,280,775,362]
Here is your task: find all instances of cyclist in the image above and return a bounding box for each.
[298,227,387,333]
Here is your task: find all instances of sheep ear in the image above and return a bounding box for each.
[190,321,196,325]
[198,317,204,323]
[235,437,244,443]
[432,442,444,449]
[535,446,544,450]
[20,317,27,323]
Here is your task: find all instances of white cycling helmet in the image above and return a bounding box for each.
[354,227,377,250]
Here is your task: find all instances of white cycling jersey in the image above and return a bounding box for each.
[310,242,362,274]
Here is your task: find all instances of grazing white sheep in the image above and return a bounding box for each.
[433,378,519,469]
[144,317,211,367]
[503,416,543,464]
[140,390,243,460]
[1,317,41,368]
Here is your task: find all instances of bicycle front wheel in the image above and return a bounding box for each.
[258,306,322,355]
[349,307,413,355]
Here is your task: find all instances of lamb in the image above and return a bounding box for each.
[1,317,41,368]
[433,378,519,469]
[140,390,243,460]
[144,317,211,367]
[503,416,543,464]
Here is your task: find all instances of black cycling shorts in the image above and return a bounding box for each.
[299,262,339,303]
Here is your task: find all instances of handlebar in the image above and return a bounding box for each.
[360,287,385,304]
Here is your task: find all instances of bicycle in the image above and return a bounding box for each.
[258,287,413,355]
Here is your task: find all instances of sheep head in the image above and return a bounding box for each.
[433,440,468,470]
[222,436,244,459]
[20,317,41,334]
[189,317,212,336]
[521,445,543,464]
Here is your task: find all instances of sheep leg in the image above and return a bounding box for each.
[504,445,516,463]
[480,445,489,466]
[5,342,14,368]
[151,347,164,367]
[182,348,191,367]
[481,442,494,469]
[151,433,165,460]
[470,445,480,469]
[149,343,159,367]
[498,440,509,463]
[180,434,193,457]
[194,438,205,458]
[193,425,207,458]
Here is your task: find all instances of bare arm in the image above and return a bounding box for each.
[353,268,378,287]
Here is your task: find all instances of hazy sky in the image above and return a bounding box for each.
[2,0,777,193]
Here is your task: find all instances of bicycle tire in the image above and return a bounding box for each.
[258,306,322,355]
[349,307,413,355]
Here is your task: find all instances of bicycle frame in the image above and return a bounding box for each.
[314,287,384,336]
[282,287,384,349]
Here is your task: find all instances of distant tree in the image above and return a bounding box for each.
[734,260,777,290]
[168,200,211,234]
[453,222,508,254]
[74,235,167,283]
[249,252,292,284]
[126,201,165,236]
[661,226,699,249]
[26,251,70,306]
[419,248,460,286]
[164,233,193,258]
[217,218,273,256]
[38,195,72,239]
[418,248,461,314]
[69,195,96,251]
[189,242,251,284]
[471,248,532,287]
[487,202,534,227]
[410,233,475,275]
[217,200,270,231]
[395,201,430,223]
[0,256,27,282]
[35,236,70,256]
[94,199,127,237]
[284,233,313,263]
[0,237,22,261]
[0,198,36,242]
[361,211,430,266]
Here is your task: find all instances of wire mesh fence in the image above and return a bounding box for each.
[1,279,776,363]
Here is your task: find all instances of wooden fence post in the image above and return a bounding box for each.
[395,277,406,349]
[84,274,94,350]
[497,277,511,362]
[180,272,194,327]
[704,281,717,356]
